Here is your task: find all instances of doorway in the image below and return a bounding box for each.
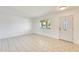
[59,15,73,42]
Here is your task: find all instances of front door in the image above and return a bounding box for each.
[59,15,73,42]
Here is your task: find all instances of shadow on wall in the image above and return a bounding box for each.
[0,14,32,39]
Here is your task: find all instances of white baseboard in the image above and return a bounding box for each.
[33,32,59,40]
[0,31,32,39]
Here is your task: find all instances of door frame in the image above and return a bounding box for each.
[59,15,74,43]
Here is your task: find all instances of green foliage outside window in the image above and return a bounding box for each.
[40,19,51,29]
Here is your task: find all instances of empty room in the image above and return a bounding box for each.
[0,6,79,52]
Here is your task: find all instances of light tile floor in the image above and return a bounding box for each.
[0,34,79,52]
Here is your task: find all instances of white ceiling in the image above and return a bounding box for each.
[9,6,57,18]
[0,6,78,19]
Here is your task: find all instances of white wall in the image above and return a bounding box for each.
[32,8,79,44]
[0,14,32,39]
[73,10,79,44]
